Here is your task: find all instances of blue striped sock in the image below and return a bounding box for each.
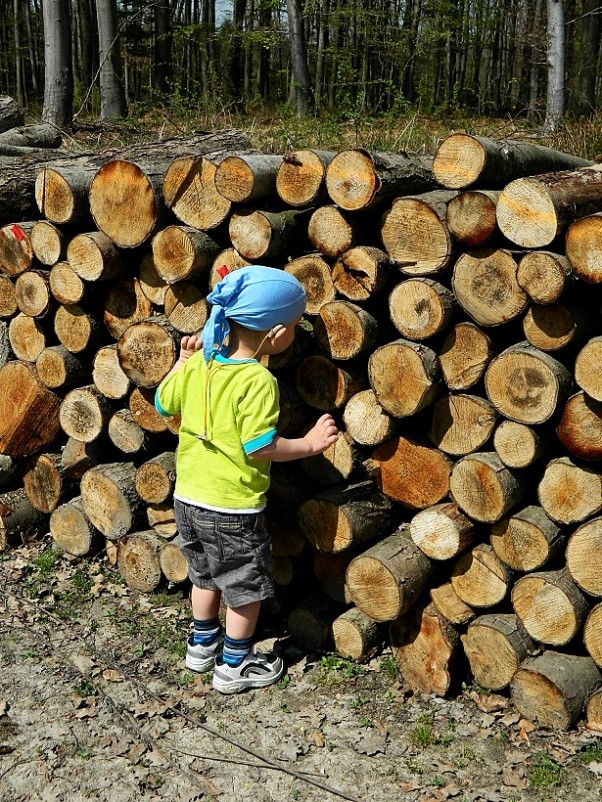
[222,634,253,667]
[192,617,222,646]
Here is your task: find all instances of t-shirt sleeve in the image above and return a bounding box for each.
[238,372,280,455]
[155,365,185,417]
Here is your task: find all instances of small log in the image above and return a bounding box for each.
[80,461,146,539]
[446,190,500,246]
[490,505,563,572]
[54,303,107,354]
[331,246,391,301]
[67,231,125,282]
[313,550,353,604]
[450,452,523,523]
[557,391,602,461]
[314,301,378,359]
[325,149,437,211]
[346,526,434,621]
[497,164,602,248]
[517,251,572,304]
[30,221,66,266]
[566,212,602,283]
[452,248,527,326]
[368,339,440,418]
[60,436,106,479]
[432,134,590,189]
[0,275,16,317]
[276,149,333,207]
[59,384,113,443]
[308,205,361,258]
[214,154,283,203]
[159,540,189,583]
[134,452,176,504]
[9,313,49,362]
[117,530,164,591]
[538,456,602,524]
[49,262,85,305]
[493,420,547,469]
[49,496,101,557]
[92,345,131,400]
[117,315,179,388]
[295,354,366,411]
[575,337,602,401]
[138,249,168,306]
[0,361,61,456]
[301,430,357,485]
[208,248,250,290]
[484,342,573,425]
[566,516,602,597]
[451,543,512,608]
[163,155,231,231]
[522,301,588,352]
[284,254,335,314]
[512,568,589,646]
[428,393,497,456]
[438,321,493,391]
[366,435,452,510]
[389,601,459,696]
[584,604,602,669]
[103,278,153,339]
[410,502,475,561]
[23,452,75,513]
[152,225,221,284]
[342,389,398,447]
[0,488,47,550]
[0,222,36,276]
[0,96,24,132]
[430,581,475,625]
[164,282,208,334]
[511,651,601,730]
[381,191,457,275]
[129,386,172,433]
[586,687,602,732]
[147,502,177,538]
[14,269,53,317]
[269,515,306,558]
[108,409,150,453]
[287,592,344,650]
[462,614,535,691]
[389,277,455,340]
[276,379,312,437]
[332,607,383,662]
[35,164,96,225]
[298,481,395,554]
[229,208,310,261]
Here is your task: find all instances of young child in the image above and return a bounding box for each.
[155,265,338,694]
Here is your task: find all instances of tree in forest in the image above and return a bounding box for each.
[544,0,565,131]
[287,0,314,116]
[41,0,73,127]
[153,0,172,95]
[95,0,127,119]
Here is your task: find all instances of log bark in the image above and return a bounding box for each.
[14,269,53,317]
[284,254,335,314]
[49,496,101,557]
[452,248,527,326]
[163,155,232,231]
[60,436,107,479]
[214,154,283,203]
[308,205,362,259]
[30,220,66,265]
[314,301,378,359]
[538,456,602,524]
[566,516,602,597]
[584,604,602,669]
[517,251,572,303]
[0,96,24,132]
[0,275,17,318]
[451,543,512,608]
[59,384,113,443]
[410,502,475,561]
[67,231,125,282]
[80,461,146,539]
[0,488,47,550]
[49,262,86,305]
[54,303,107,354]
[557,391,602,461]
[159,540,189,583]
[490,505,563,572]
[134,452,175,504]
[433,133,590,189]
[295,354,366,411]
[117,530,164,591]
[430,582,475,625]
[575,336,602,402]
[428,393,497,456]
[346,526,434,621]
[450,452,523,523]
[438,322,493,391]
[331,246,391,301]
[0,222,36,276]
[332,607,384,662]
[586,687,602,732]
[342,389,398,447]
[108,409,150,453]
[9,312,49,362]
[35,164,97,225]
[511,651,601,730]
[229,208,310,261]
[461,613,535,691]
[287,592,344,650]
[0,361,61,456]
[493,420,547,469]
[446,190,500,246]
[92,345,131,399]
[23,452,75,513]
[117,315,179,388]
[389,278,455,341]
[313,550,353,604]
[103,278,153,339]
[301,430,357,485]
[0,321,10,369]
[276,149,334,207]
[152,225,221,284]
[368,339,440,418]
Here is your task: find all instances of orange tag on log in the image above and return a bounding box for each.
[10,225,24,242]
[217,265,230,279]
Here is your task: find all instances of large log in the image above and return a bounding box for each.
[566,516,602,597]
[452,248,527,326]
[430,581,475,626]
[490,505,563,572]
[49,262,86,305]
[214,154,283,203]
[276,149,334,207]
[522,301,592,353]
[450,452,523,523]
[308,205,362,258]
[152,225,221,284]
[410,502,475,561]
[331,246,391,301]
[461,614,535,691]
[117,315,179,388]
[134,452,176,505]
[92,345,131,400]
[164,281,208,334]
[0,123,61,150]
[451,543,512,608]
[67,231,125,282]
[342,389,398,447]
[438,321,493,391]
[9,312,49,362]
[368,339,440,418]
[538,456,602,524]
[162,155,232,231]
[159,540,189,584]
[59,384,113,443]
[0,222,36,276]
[0,488,47,551]
[575,337,602,401]
[428,393,497,456]
[0,361,61,456]
[108,409,151,454]
[54,303,107,354]
[229,208,310,262]
[14,269,53,318]
[80,461,146,539]
[565,212,602,283]
[446,190,500,246]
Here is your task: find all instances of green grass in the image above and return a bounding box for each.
[528,752,566,790]
[576,739,602,765]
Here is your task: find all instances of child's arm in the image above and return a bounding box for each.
[163,334,202,381]
[252,413,338,462]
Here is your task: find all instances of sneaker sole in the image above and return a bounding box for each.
[186,654,216,673]
[212,665,284,694]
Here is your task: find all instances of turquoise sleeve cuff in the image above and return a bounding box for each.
[154,391,170,417]
[243,427,277,455]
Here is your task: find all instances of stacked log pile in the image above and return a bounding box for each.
[2,128,602,729]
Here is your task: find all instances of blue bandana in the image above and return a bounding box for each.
[202,265,306,361]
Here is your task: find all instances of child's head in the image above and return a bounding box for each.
[202,265,306,361]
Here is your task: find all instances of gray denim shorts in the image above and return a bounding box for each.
[174,499,275,608]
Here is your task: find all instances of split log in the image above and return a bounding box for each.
[446,190,500,246]
[566,516,602,597]
[0,222,36,276]
[80,461,146,539]
[511,651,601,730]
[297,481,395,554]
[450,543,512,608]
[410,502,475,561]
[295,354,365,411]
[389,278,455,341]
[163,155,231,231]
[301,430,357,485]
[512,568,589,646]
[331,246,391,302]
[152,225,221,284]
[49,262,86,305]
[484,342,573,425]
[0,275,16,317]
[22,451,75,514]
[496,164,602,248]
[54,303,107,354]
[389,601,459,696]
[325,149,437,211]
[146,503,177,538]
[92,345,131,400]
[342,389,398,447]
[452,248,527,326]
[432,133,590,189]
[461,614,535,691]
[368,339,440,418]
[138,249,168,306]
[346,526,434,621]
[49,496,101,557]
[0,96,24,132]
[430,582,475,625]
[493,420,547,469]
[0,361,61,456]
[164,281,208,334]
[575,337,602,401]
[381,191,457,275]
[313,550,353,604]
[0,488,47,550]
[490,505,563,572]
[134,452,176,505]
[428,393,497,456]
[517,251,572,304]
[332,607,384,661]
[117,530,164,591]
[314,301,378,359]
[284,254,335,314]
[159,540,189,583]
[60,436,106,479]
[538,457,602,524]
[276,149,334,207]
[67,231,124,282]
[229,208,310,261]
[59,384,113,443]
[30,221,66,266]
[214,154,283,203]
[438,322,493,391]
[117,315,179,388]
[14,269,53,318]
[308,206,361,259]
[366,435,452,510]
[450,452,523,523]
[584,604,602,669]
[287,592,344,650]
[9,313,49,362]
[557,391,602,461]
[103,278,153,339]
[36,346,88,391]
[108,409,150,453]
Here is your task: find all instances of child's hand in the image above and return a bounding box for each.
[304,414,339,455]
[179,334,203,361]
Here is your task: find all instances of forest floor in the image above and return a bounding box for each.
[1,538,602,802]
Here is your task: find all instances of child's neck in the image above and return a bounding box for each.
[226,326,263,360]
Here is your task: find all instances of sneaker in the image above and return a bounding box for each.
[185,634,224,673]
[212,648,284,694]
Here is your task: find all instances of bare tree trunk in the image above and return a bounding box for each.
[287,0,314,116]
[42,0,73,127]
[544,0,565,131]
[95,0,127,119]
[153,0,172,95]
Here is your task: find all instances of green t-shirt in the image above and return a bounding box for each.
[155,353,279,510]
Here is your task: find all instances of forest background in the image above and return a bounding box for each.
[1,0,601,158]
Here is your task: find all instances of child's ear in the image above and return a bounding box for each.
[269,324,285,340]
